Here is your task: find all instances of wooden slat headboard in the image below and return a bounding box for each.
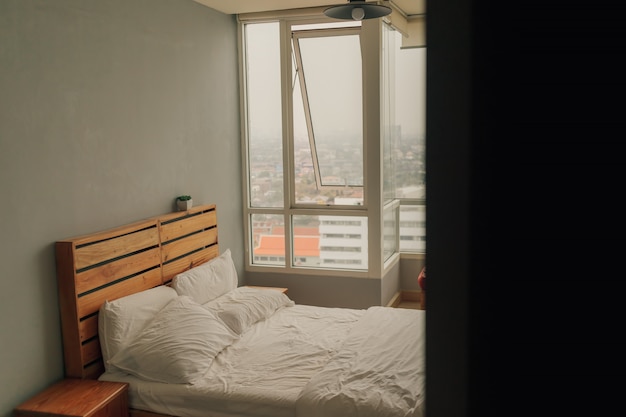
[55,204,219,379]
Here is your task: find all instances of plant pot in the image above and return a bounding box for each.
[177,199,193,211]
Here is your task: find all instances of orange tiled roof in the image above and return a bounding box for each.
[254,235,319,257]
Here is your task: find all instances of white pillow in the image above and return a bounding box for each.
[204,286,295,335]
[107,295,239,384]
[99,285,178,372]
[171,249,238,304]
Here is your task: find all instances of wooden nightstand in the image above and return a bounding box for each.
[14,378,128,417]
[245,285,288,294]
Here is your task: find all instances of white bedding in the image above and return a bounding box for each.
[99,302,425,417]
[296,306,425,417]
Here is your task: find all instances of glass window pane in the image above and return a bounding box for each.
[383,205,398,261]
[291,215,321,268]
[399,205,426,253]
[293,30,363,206]
[382,25,426,202]
[293,214,368,270]
[251,213,285,266]
[382,24,426,255]
[244,22,284,208]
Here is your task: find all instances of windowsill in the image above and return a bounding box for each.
[245,264,374,278]
[245,252,423,278]
[400,252,426,260]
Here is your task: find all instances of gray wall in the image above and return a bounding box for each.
[246,271,384,309]
[0,1,240,415]
[400,255,425,291]
[246,255,423,309]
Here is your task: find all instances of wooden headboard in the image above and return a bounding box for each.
[55,204,220,379]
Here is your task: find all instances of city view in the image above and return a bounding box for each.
[243,21,425,270]
[248,128,425,269]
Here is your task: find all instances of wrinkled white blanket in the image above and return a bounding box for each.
[296,306,425,417]
[100,304,425,417]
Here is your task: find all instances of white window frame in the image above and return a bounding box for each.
[238,9,394,279]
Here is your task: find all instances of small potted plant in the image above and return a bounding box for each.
[176,195,193,211]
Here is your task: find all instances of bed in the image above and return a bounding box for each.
[55,204,425,417]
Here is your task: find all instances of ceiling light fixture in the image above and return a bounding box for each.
[324,0,392,21]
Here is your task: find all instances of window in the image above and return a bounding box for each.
[292,25,363,202]
[240,11,425,276]
[244,22,283,209]
[382,23,426,256]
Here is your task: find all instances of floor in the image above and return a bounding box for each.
[389,290,424,310]
[396,299,422,310]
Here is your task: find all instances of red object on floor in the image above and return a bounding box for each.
[417,267,426,290]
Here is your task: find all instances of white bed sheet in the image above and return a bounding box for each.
[100,304,366,417]
[296,306,426,417]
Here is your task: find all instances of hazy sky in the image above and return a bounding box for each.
[245,22,425,139]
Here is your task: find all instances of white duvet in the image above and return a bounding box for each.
[296,306,425,417]
[100,303,425,417]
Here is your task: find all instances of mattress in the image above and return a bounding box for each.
[99,303,425,417]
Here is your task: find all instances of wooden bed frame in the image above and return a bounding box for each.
[55,204,220,386]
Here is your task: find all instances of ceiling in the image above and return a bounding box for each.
[192,1,424,17]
